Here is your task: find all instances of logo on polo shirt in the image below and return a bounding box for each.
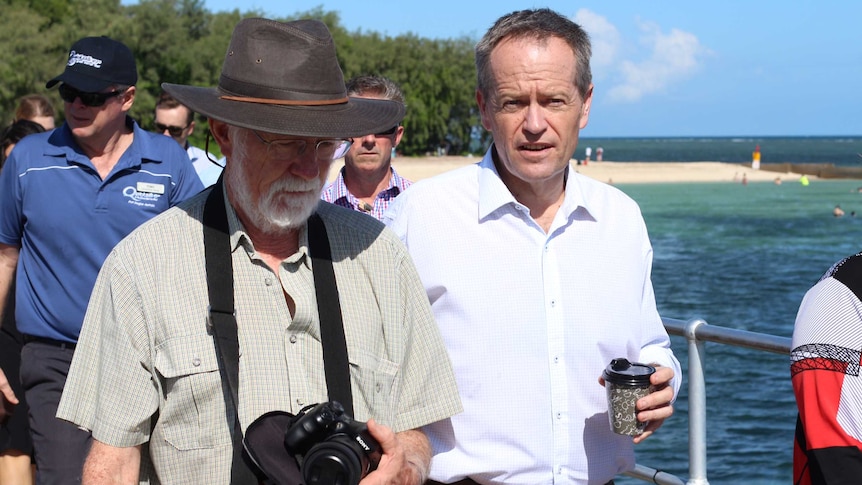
[123,183,165,208]
[67,50,103,69]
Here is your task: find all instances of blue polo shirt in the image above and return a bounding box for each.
[0,117,204,342]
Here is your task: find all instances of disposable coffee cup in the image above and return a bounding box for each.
[603,358,655,436]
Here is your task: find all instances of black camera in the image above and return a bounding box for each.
[284,401,381,485]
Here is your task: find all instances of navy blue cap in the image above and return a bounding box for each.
[46,36,138,92]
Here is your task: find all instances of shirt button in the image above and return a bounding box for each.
[296,399,304,407]
[265,277,273,286]
[192,357,201,367]
[289,334,297,344]
[550,299,556,307]
[556,412,562,420]
[554,356,560,364]
[376,383,382,393]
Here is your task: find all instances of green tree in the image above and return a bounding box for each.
[0,5,61,121]
[0,2,483,156]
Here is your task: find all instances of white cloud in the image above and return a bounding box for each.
[574,10,708,103]
[574,9,621,77]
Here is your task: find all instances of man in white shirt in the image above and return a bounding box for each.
[383,8,680,485]
[154,90,223,187]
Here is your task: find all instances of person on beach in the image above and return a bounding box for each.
[56,18,461,484]
[0,35,203,484]
[383,8,680,485]
[321,75,410,219]
[751,144,761,170]
[791,251,862,484]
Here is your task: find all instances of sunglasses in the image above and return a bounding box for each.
[58,84,123,107]
[375,125,399,137]
[154,122,189,138]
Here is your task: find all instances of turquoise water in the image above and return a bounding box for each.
[579,136,862,166]
[614,179,862,484]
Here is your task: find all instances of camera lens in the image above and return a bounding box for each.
[302,438,367,485]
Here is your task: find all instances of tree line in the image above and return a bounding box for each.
[1,0,488,156]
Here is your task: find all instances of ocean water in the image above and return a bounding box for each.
[578,136,862,166]
[612,177,862,484]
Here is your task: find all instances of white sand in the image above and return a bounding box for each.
[329,156,806,185]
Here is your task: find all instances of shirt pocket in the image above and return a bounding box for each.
[154,334,232,450]
[349,350,399,425]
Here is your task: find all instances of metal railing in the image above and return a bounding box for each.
[620,317,792,485]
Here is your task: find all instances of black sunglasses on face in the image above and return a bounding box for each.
[375,125,399,137]
[58,84,123,107]
[154,122,189,138]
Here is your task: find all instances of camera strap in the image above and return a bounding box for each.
[307,210,354,416]
[202,178,353,483]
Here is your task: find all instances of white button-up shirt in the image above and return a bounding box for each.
[383,147,681,485]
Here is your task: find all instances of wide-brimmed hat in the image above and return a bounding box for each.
[46,36,138,92]
[163,18,404,138]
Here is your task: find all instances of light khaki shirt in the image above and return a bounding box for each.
[58,187,461,484]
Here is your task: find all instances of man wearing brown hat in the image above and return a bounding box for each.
[0,35,203,484]
[57,18,461,484]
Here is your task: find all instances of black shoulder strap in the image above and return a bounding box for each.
[202,179,353,483]
[203,179,240,407]
[307,212,353,415]
[203,179,258,485]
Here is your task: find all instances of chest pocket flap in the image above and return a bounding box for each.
[154,333,220,378]
[153,333,229,450]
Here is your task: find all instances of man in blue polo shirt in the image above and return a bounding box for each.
[0,35,202,484]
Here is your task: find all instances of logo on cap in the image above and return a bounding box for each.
[67,50,103,69]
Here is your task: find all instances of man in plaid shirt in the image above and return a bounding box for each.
[322,75,411,220]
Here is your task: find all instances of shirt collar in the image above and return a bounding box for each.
[222,184,311,270]
[45,117,167,170]
[476,144,599,223]
[329,165,406,207]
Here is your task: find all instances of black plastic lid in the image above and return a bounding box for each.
[602,358,655,386]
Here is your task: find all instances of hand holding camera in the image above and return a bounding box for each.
[285,401,382,485]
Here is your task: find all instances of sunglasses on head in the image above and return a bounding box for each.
[58,84,123,107]
[154,122,189,138]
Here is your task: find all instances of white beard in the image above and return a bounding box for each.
[226,159,322,234]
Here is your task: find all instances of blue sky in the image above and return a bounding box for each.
[189,1,862,138]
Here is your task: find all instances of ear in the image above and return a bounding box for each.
[120,86,136,112]
[579,84,594,130]
[187,120,195,137]
[209,119,232,159]
[476,89,492,131]
[393,125,405,147]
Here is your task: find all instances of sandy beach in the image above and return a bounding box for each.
[329,156,808,184]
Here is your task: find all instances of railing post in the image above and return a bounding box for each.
[684,318,710,485]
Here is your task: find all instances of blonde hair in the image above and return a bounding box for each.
[15,94,55,122]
